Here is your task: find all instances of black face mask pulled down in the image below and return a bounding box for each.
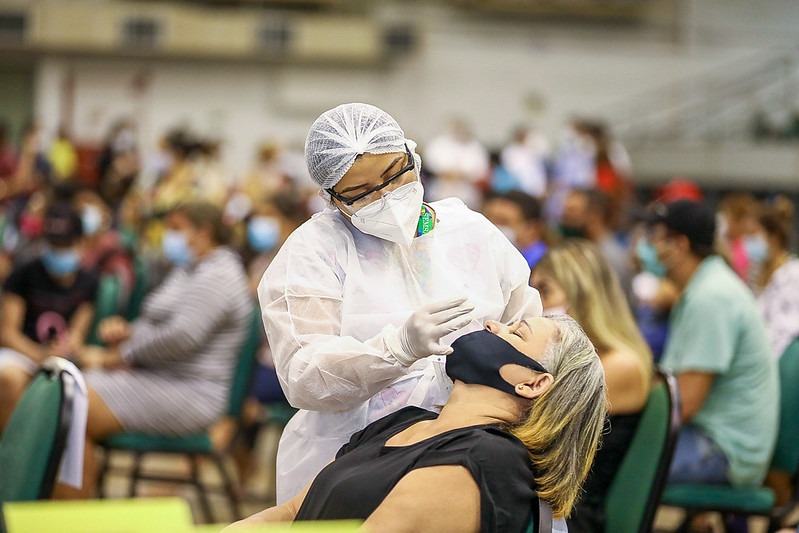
[446,329,549,396]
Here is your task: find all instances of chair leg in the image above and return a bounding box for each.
[214,454,242,521]
[190,454,214,524]
[128,452,143,498]
[96,448,110,498]
[675,510,696,533]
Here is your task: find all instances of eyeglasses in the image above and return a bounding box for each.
[327,144,415,210]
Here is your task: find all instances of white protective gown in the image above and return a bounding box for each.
[257,198,542,502]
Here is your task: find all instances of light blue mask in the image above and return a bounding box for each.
[636,239,667,278]
[42,248,81,277]
[247,216,280,253]
[743,235,768,264]
[162,230,193,267]
[81,205,103,236]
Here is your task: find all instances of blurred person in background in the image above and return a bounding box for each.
[241,141,293,207]
[150,128,202,213]
[48,125,78,183]
[0,121,47,207]
[243,187,308,293]
[193,138,229,207]
[63,200,252,498]
[500,125,550,199]
[531,239,652,533]
[74,187,135,308]
[642,200,777,493]
[227,187,310,488]
[631,179,704,361]
[423,117,489,209]
[558,188,634,305]
[482,190,549,269]
[0,119,18,182]
[95,119,140,219]
[0,202,98,431]
[6,190,49,265]
[718,192,759,284]
[259,103,541,503]
[753,196,799,359]
[753,195,799,509]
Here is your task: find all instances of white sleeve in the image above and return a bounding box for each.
[257,232,409,413]
[486,215,543,323]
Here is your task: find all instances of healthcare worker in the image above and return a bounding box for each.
[258,103,542,502]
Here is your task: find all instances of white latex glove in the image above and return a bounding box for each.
[388,297,475,366]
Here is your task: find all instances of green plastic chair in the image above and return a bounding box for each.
[124,255,149,321]
[86,275,123,347]
[0,358,76,531]
[96,304,264,523]
[604,370,682,533]
[661,339,799,533]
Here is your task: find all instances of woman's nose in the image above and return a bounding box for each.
[485,321,500,333]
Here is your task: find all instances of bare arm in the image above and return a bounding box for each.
[602,349,649,415]
[362,466,480,533]
[677,371,715,423]
[67,302,95,351]
[224,480,312,529]
[0,293,45,362]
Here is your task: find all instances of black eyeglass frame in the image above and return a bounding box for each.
[327,144,415,207]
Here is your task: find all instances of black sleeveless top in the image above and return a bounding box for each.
[567,412,642,533]
[295,406,538,532]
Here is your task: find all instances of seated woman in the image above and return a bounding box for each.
[55,200,252,498]
[531,239,653,533]
[228,314,607,533]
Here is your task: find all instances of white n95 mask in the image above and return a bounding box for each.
[351,181,424,247]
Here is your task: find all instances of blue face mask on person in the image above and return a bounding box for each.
[636,239,667,278]
[162,230,193,267]
[247,216,280,253]
[743,235,768,264]
[42,248,81,277]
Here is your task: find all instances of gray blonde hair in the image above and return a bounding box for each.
[508,314,607,518]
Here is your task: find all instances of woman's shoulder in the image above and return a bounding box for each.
[602,347,650,414]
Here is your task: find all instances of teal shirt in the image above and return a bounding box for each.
[660,256,778,486]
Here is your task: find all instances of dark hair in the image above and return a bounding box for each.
[173,201,230,245]
[759,195,795,251]
[484,190,542,222]
[266,187,309,226]
[583,188,612,225]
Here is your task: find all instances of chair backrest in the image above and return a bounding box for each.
[770,339,799,474]
[0,360,74,502]
[226,304,265,419]
[87,274,122,346]
[604,370,681,533]
[125,255,149,321]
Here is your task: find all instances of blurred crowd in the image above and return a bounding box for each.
[0,109,796,529]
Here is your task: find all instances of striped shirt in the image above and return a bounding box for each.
[87,247,252,435]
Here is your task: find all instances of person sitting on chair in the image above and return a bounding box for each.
[0,202,98,432]
[228,314,607,533]
[54,200,252,499]
[531,239,653,533]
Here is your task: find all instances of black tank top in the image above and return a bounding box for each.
[295,406,538,533]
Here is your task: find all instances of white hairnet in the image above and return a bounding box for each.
[305,102,421,189]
